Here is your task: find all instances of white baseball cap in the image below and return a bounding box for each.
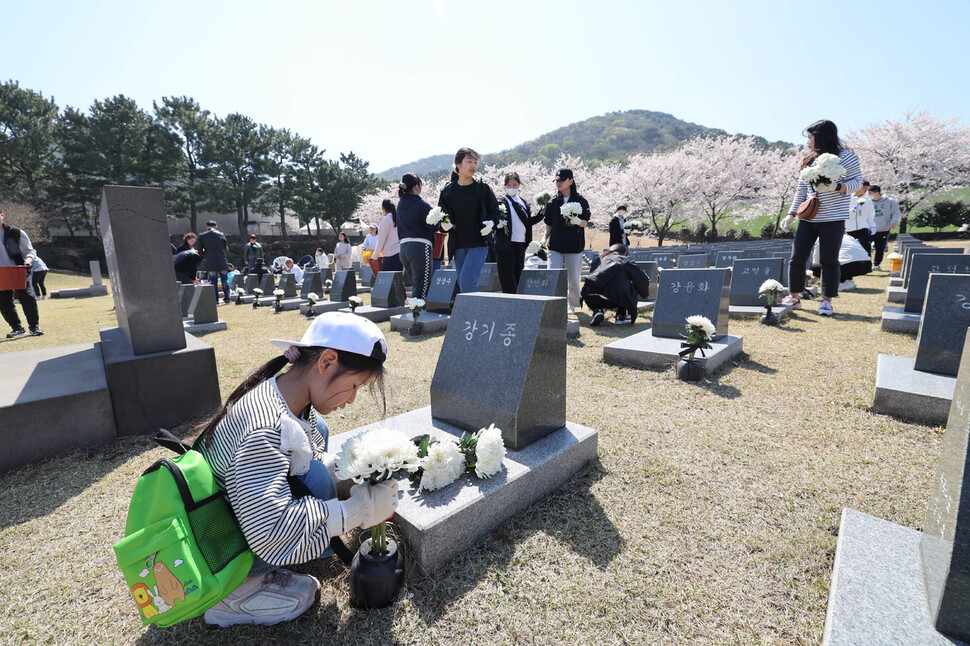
[270,312,388,363]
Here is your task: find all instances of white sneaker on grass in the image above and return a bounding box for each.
[838,279,856,291]
[818,299,834,316]
[204,569,320,627]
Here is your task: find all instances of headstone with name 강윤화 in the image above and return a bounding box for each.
[905,254,970,313]
[651,267,731,339]
[729,258,784,307]
[914,274,970,376]
[371,271,406,308]
[477,263,501,292]
[430,292,567,450]
[330,269,357,302]
[426,269,459,313]
[517,269,567,297]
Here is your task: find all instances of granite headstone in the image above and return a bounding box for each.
[903,247,963,286]
[278,273,298,297]
[258,274,276,294]
[634,261,659,300]
[371,271,406,308]
[905,254,970,313]
[330,269,357,301]
[430,292,567,451]
[477,263,501,292]
[426,269,459,313]
[677,254,708,269]
[651,251,678,269]
[359,264,375,287]
[189,285,218,324]
[300,271,323,298]
[729,258,784,307]
[517,269,567,297]
[714,250,743,269]
[914,274,970,376]
[90,260,104,286]
[651,267,731,340]
[178,284,194,317]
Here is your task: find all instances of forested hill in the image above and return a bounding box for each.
[377,109,791,179]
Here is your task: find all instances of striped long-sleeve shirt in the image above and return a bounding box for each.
[789,149,863,223]
[195,378,351,567]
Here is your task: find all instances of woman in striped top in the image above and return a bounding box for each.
[781,120,863,316]
[195,312,398,627]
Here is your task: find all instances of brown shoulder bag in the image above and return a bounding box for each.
[796,196,819,220]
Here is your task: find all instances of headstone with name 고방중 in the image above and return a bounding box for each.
[905,254,970,313]
[430,292,566,450]
[914,274,970,376]
[330,269,357,302]
[371,271,406,308]
[517,269,567,297]
[426,269,459,313]
[729,258,784,306]
[651,267,731,339]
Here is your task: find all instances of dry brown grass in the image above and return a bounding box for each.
[0,260,955,645]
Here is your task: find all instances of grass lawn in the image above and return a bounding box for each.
[0,259,960,644]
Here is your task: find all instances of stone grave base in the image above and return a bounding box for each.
[880,306,921,334]
[328,406,599,575]
[301,300,349,315]
[636,300,656,311]
[873,354,954,425]
[276,297,307,311]
[238,294,257,304]
[184,320,228,334]
[355,285,372,294]
[728,303,793,320]
[390,312,450,333]
[50,285,109,298]
[99,327,221,436]
[603,330,743,376]
[339,305,409,323]
[891,270,901,278]
[0,343,116,474]
[822,508,968,646]
[887,286,906,303]
[889,277,903,288]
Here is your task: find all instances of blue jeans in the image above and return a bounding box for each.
[208,270,230,302]
[452,246,488,294]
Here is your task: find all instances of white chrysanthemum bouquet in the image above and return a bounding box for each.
[681,315,715,361]
[526,240,543,256]
[799,153,846,193]
[758,279,785,308]
[561,202,583,226]
[273,288,285,303]
[348,295,364,312]
[496,203,509,231]
[407,297,425,322]
[335,428,422,555]
[427,207,453,231]
[625,219,644,232]
[408,424,507,493]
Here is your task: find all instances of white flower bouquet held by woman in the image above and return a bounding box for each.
[427,207,453,231]
[561,202,583,226]
[758,279,785,307]
[335,428,422,555]
[535,191,553,207]
[799,153,846,193]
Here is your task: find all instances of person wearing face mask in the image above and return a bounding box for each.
[437,147,501,293]
[609,205,630,248]
[495,172,544,293]
[868,185,900,270]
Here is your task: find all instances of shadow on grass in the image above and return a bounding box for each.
[834,313,881,324]
[404,459,621,627]
[852,287,884,295]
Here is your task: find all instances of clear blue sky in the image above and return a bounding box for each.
[6,0,969,172]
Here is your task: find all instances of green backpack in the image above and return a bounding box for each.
[112,431,254,627]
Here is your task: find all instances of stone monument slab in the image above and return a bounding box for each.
[728,258,784,307]
[477,263,501,292]
[330,270,357,302]
[714,250,743,268]
[178,284,194,317]
[914,274,970,375]
[359,264,375,286]
[430,293,567,450]
[881,305,922,334]
[651,268,731,340]
[300,271,323,298]
[517,269,567,297]
[371,271,406,308]
[872,354,955,425]
[633,261,658,300]
[278,273,298,297]
[603,329,743,375]
[650,251,678,269]
[188,284,218,325]
[903,247,962,286]
[905,255,970,313]
[677,254,708,269]
[426,269,459,313]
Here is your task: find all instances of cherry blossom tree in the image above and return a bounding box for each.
[759,145,804,236]
[845,111,970,230]
[679,135,770,238]
[621,149,697,246]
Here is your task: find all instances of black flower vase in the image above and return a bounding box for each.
[408,318,423,336]
[305,306,315,318]
[252,300,259,309]
[235,293,243,305]
[274,301,283,313]
[760,304,778,326]
[676,358,704,382]
[348,538,404,610]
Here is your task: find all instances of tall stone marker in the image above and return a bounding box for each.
[371,271,406,308]
[905,255,970,313]
[426,269,459,313]
[278,273,298,297]
[101,186,185,354]
[651,268,731,339]
[430,293,567,450]
[914,274,970,376]
[477,263,501,292]
[517,269,567,297]
[300,271,323,298]
[330,269,357,302]
[98,186,220,436]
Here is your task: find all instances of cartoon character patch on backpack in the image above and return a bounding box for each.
[127,550,200,621]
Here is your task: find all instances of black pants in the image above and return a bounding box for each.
[582,291,633,322]
[0,273,39,331]
[400,241,432,300]
[811,260,872,282]
[845,228,871,255]
[789,220,844,298]
[872,231,890,266]
[31,270,48,296]
[496,241,528,294]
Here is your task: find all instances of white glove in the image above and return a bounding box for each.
[869,227,876,235]
[441,221,453,231]
[780,214,795,233]
[480,221,494,236]
[569,215,582,226]
[344,480,399,529]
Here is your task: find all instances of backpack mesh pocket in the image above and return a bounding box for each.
[187,494,249,574]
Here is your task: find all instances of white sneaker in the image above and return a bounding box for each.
[204,569,320,627]
[838,279,856,292]
[874,264,882,271]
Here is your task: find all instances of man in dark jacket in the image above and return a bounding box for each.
[196,220,231,303]
[0,209,43,337]
[608,205,630,248]
[581,244,650,326]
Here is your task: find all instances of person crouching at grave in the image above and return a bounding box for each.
[192,312,397,627]
[496,172,545,294]
[0,208,43,337]
[173,247,204,284]
[396,173,436,300]
[437,147,501,294]
[809,235,872,293]
[544,168,591,315]
[581,244,651,326]
[283,258,304,284]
